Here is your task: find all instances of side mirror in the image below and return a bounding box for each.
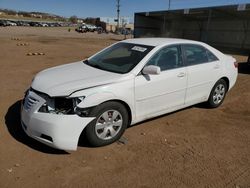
[142,65,161,75]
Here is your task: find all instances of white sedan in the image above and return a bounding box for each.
[21,38,238,150]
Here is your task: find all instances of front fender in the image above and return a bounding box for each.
[77,91,117,108]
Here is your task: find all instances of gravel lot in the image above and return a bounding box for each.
[0,27,250,188]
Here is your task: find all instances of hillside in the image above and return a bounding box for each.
[0,8,66,22]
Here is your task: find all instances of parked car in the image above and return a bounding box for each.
[21,38,238,150]
[75,25,88,33]
[97,27,104,34]
[16,21,24,26]
[86,24,97,32]
[40,23,48,27]
[6,21,17,26]
[0,20,7,27]
[47,23,54,27]
[16,21,29,26]
[29,22,39,27]
[22,22,30,26]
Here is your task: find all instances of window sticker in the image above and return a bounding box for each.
[131,46,147,52]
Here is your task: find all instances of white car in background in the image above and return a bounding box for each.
[21,38,238,151]
[6,21,17,26]
[86,24,97,32]
[40,23,48,27]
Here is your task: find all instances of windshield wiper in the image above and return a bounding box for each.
[83,60,122,74]
[83,59,89,65]
[83,60,103,69]
[90,64,103,70]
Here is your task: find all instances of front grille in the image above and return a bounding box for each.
[23,94,39,111]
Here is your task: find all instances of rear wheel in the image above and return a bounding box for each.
[85,101,128,146]
[207,79,227,108]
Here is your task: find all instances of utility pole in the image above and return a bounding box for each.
[164,0,171,35]
[116,0,120,32]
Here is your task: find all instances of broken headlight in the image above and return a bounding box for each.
[38,96,90,116]
[72,97,93,117]
[72,96,85,107]
[39,97,73,114]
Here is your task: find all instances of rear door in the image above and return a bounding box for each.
[182,44,222,105]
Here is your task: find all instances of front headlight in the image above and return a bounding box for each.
[73,96,94,117]
[38,96,89,116]
[73,96,85,106]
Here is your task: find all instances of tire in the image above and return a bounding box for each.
[207,79,228,108]
[85,101,129,147]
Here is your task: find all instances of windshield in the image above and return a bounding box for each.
[85,42,154,74]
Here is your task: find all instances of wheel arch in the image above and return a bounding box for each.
[99,99,132,126]
[220,76,229,91]
[79,99,133,147]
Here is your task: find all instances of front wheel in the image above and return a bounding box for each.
[85,101,129,147]
[207,79,228,108]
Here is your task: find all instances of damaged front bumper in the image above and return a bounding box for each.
[21,90,95,151]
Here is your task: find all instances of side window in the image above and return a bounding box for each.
[206,50,219,62]
[183,44,209,65]
[147,45,183,71]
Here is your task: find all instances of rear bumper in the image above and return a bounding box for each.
[228,68,238,91]
[21,90,95,151]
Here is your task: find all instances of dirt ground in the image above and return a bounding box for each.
[0,27,250,188]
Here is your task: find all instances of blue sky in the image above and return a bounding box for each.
[0,0,250,18]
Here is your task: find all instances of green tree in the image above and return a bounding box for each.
[69,15,78,24]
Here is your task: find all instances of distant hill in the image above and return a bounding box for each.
[0,8,66,21]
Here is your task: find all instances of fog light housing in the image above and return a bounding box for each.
[74,107,92,117]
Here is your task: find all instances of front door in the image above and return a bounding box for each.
[135,45,187,120]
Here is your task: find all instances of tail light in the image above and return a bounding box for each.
[234,61,238,68]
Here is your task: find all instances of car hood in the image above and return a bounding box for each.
[31,61,124,97]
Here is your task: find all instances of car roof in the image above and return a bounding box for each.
[123,38,203,47]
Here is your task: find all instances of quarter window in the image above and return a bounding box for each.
[206,50,219,62]
[147,45,183,71]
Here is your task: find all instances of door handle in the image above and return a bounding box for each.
[177,72,185,77]
[214,64,220,69]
